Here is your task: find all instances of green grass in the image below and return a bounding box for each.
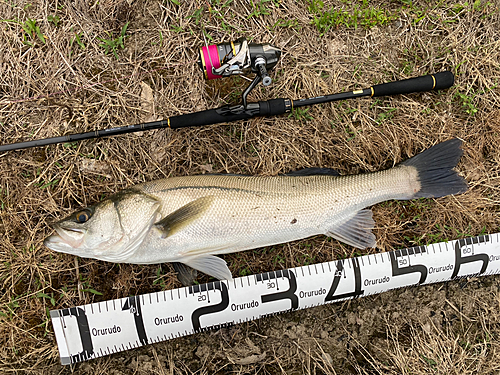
[151,30,164,46]
[247,0,280,18]
[187,7,204,25]
[272,254,286,268]
[0,187,6,210]
[208,0,236,30]
[307,0,498,36]
[289,107,313,122]
[454,91,478,116]
[376,107,397,125]
[70,30,85,51]
[35,179,59,190]
[405,223,476,246]
[35,292,56,307]
[308,0,398,34]
[271,19,301,31]
[20,17,45,45]
[0,17,46,46]
[1,0,499,372]
[239,267,252,276]
[210,0,234,6]
[0,296,20,319]
[344,124,362,141]
[98,22,129,59]
[47,14,60,27]
[153,266,167,289]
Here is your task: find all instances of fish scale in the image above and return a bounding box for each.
[138,170,413,231]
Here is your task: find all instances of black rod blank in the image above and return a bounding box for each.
[0,71,454,152]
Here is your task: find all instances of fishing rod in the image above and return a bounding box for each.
[0,38,454,153]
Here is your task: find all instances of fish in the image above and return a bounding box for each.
[44,138,468,284]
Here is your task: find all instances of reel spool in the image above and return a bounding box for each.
[198,38,281,108]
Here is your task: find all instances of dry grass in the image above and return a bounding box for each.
[0,0,499,373]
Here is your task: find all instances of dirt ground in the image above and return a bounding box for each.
[1,0,499,373]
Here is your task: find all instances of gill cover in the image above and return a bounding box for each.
[45,190,161,262]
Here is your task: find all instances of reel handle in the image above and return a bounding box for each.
[255,57,272,86]
[372,71,454,97]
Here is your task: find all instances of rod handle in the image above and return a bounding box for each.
[371,71,454,97]
[168,98,287,128]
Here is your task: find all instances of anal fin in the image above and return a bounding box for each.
[326,209,376,249]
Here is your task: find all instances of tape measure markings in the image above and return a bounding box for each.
[51,234,498,365]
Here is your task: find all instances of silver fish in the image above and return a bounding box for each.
[44,139,467,281]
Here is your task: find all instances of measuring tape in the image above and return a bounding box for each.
[50,234,500,365]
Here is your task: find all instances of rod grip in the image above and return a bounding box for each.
[168,99,287,129]
[371,71,454,97]
[169,108,252,129]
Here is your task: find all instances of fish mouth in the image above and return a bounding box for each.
[44,224,86,253]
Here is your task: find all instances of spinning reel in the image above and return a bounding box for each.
[198,38,281,109]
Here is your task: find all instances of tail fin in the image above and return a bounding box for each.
[401,138,468,198]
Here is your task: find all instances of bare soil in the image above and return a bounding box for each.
[0,0,499,373]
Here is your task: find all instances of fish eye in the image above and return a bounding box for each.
[75,210,92,223]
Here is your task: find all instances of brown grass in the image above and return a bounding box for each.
[0,0,499,373]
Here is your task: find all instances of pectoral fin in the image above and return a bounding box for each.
[180,255,233,281]
[326,209,376,249]
[154,196,214,238]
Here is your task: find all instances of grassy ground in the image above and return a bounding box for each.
[0,0,499,373]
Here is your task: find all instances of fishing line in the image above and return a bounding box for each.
[50,233,500,365]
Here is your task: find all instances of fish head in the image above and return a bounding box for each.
[44,190,160,262]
